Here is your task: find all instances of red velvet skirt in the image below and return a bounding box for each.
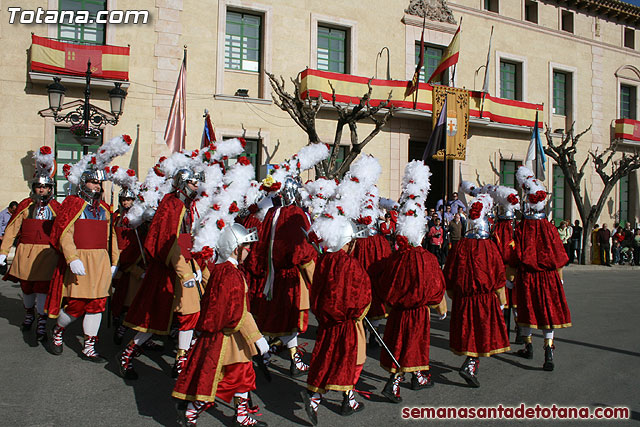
[253,267,307,336]
[20,280,50,295]
[449,292,510,357]
[381,305,431,373]
[516,270,572,330]
[307,320,359,393]
[172,332,225,402]
[216,362,256,403]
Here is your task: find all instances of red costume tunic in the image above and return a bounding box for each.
[376,245,446,373]
[353,233,391,320]
[236,212,263,310]
[110,211,145,318]
[245,204,316,336]
[492,219,518,308]
[307,250,371,393]
[514,218,571,330]
[123,193,202,334]
[444,238,510,357]
[172,261,255,402]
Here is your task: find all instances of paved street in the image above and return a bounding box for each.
[0,266,638,426]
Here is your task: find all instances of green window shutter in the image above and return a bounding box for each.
[58,0,106,44]
[500,160,517,187]
[54,128,98,202]
[416,44,444,84]
[620,85,636,120]
[318,26,346,74]
[552,165,565,225]
[222,137,261,179]
[225,11,261,72]
[500,61,516,100]
[553,72,567,116]
[619,174,629,225]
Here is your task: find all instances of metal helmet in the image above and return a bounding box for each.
[173,168,205,200]
[281,177,302,206]
[31,174,54,202]
[119,187,137,200]
[216,223,259,262]
[464,217,491,240]
[78,168,106,201]
[324,220,368,253]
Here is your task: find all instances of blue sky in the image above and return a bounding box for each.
[622,0,640,6]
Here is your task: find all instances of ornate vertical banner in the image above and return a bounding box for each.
[432,85,469,160]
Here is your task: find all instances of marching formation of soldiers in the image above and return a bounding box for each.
[1,135,571,426]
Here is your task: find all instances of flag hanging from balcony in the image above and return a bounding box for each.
[405,16,426,101]
[30,35,129,80]
[427,22,461,84]
[164,50,187,153]
[200,109,216,149]
[423,97,447,161]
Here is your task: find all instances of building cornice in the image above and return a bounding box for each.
[449,2,640,58]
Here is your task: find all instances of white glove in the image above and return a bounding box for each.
[255,337,269,355]
[500,305,505,310]
[183,279,196,288]
[438,312,447,321]
[194,269,202,283]
[0,254,6,266]
[111,265,118,278]
[505,280,514,289]
[69,259,86,276]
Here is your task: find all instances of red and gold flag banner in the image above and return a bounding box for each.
[300,69,543,128]
[615,118,640,142]
[30,34,129,81]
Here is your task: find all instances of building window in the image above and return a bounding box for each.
[58,0,106,44]
[524,0,538,24]
[223,137,262,179]
[551,165,566,225]
[624,28,635,49]
[54,128,98,202]
[484,0,499,13]
[500,160,521,188]
[553,71,568,116]
[225,11,261,72]
[317,26,347,74]
[500,60,522,100]
[561,10,574,33]
[620,84,637,119]
[619,174,629,225]
[416,44,447,84]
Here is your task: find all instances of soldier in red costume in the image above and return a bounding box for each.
[173,223,269,427]
[301,218,371,425]
[0,146,61,341]
[514,166,571,371]
[375,161,447,404]
[444,194,510,388]
[46,166,120,362]
[245,177,316,376]
[118,168,207,379]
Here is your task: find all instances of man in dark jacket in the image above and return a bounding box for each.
[569,220,582,263]
[597,223,611,266]
[448,213,463,250]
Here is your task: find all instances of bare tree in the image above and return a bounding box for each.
[267,71,395,178]
[544,123,640,264]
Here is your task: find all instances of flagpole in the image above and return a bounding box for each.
[443,92,449,211]
[479,26,494,119]
[182,46,187,151]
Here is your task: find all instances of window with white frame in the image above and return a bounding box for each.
[561,10,574,33]
[500,60,522,100]
[524,0,538,24]
[317,25,348,74]
[624,28,635,50]
[620,84,637,119]
[225,11,261,72]
[58,0,106,44]
[484,0,499,13]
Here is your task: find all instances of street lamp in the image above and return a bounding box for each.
[46,59,127,145]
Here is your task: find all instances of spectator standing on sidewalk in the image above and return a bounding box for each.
[591,224,601,264]
[569,220,582,263]
[612,226,625,265]
[558,221,571,263]
[427,217,445,266]
[448,213,464,250]
[597,223,612,266]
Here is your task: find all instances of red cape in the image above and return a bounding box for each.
[173,261,246,402]
[353,234,391,319]
[124,193,186,334]
[376,246,445,372]
[492,219,518,267]
[444,238,510,356]
[515,219,568,271]
[307,250,371,392]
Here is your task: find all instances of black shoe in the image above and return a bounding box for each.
[381,376,402,403]
[411,372,434,390]
[301,391,318,426]
[289,351,309,377]
[113,324,126,346]
[543,345,554,371]
[117,350,139,380]
[516,343,533,359]
[48,326,64,356]
[340,394,365,416]
[80,352,107,363]
[459,357,480,388]
[174,399,195,427]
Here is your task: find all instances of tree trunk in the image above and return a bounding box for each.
[580,220,594,265]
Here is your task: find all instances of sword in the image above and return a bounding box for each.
[133,228,147,269]
[300,227,322,254]
[189,258,204,300]
[363,316,401,370]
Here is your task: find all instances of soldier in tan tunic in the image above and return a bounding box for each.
[46,168,120,362]
[0,146,60,341]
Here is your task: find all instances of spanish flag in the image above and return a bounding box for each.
[427,23,461,84]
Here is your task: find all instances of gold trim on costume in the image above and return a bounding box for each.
[381,364,430,374]
[516,322,572,330]
[450,346,511,357]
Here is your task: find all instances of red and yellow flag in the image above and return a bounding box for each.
[427,24,460,84]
